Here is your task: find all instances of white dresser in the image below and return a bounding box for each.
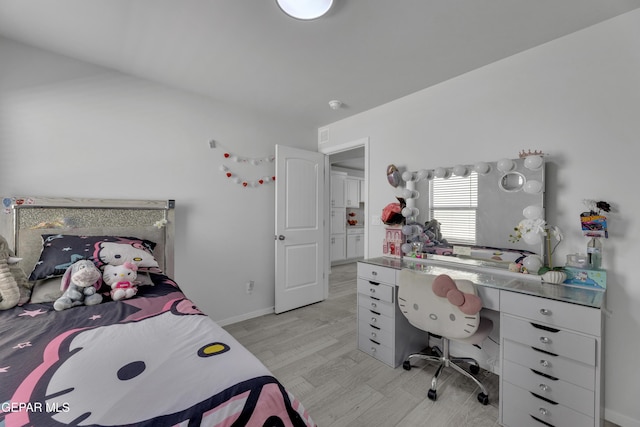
[356,262,429,367]
[500,291,603,427]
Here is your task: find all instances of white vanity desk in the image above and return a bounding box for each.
[357,256,605,427]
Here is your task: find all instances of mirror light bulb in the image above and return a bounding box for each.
[524,155,544,171]
[523,255,543,272]
[453,165,469,177]
[401,171,415,182]
[523,180,543,194]
[434,167,450,179]
[497,158,516,173]
[523,205,544,219]
[473,162,491,175]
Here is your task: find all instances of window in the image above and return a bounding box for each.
[430,173,478,245]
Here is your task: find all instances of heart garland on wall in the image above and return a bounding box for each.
[210,140,276,188]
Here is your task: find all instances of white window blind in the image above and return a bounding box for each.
[430,173,478,245]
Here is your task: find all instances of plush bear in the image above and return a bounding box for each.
[103,262,138,301]
[424,219,447,245]
[0,234,32,310]
[53,260,103,311]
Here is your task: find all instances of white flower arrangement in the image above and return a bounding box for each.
[510,219,563,272]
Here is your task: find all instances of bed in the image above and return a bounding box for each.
[0,197,314,427]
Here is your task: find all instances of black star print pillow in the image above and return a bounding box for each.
[29,234,158,281]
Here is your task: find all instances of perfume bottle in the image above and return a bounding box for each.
[587,237,602,269]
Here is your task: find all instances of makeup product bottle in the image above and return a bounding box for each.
[587,237,602,269]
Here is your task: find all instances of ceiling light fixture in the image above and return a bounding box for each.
[276,0,333,20]
[328,100,343,110]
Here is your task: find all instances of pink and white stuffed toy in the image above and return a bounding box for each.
[103,262,138,301]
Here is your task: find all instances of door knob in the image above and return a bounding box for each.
[278,235,285,240]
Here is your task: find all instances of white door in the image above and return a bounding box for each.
[275,145,326,314]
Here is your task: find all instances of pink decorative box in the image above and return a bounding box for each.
[383,226,403,258]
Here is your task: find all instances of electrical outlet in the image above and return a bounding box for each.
[246,280,254,294]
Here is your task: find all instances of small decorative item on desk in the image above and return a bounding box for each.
[383,226,403,258]
[509,213,565,283]
[541,270,567,285]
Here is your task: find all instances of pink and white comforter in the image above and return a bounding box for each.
[0,274,314,427]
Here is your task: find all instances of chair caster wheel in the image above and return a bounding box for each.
[402,361,411,371]
[470,364,480,375]
[477,392,489,405]
[427,389,437,401]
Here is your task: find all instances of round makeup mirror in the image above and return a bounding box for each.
[499,171,526,192]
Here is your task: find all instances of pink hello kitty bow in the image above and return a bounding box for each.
[432,274,482,315]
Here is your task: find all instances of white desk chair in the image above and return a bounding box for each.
[398,269,493,405]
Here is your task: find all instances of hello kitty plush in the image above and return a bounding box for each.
[103,262,138,301]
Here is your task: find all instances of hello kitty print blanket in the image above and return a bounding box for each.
[0,274,314,427]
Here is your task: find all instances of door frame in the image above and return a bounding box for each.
[320,137,370,283]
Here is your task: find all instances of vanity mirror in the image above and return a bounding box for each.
[400,156,545,262]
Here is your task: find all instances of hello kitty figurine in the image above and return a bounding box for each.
[103,262,138,301]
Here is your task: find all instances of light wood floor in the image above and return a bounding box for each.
[225,262,503,426]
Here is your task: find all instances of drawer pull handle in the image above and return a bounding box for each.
[372,271,378,276]
[538,408,548,416]
[371,302,377,308]
[370,288,376,293]
[540,359,550,368]
[371,332,377,338]
[539,308,552,316]
[539,384,550,392]
[371,317,377,323]
[539,337,551,344]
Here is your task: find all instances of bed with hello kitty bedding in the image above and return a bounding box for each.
[0,197,314,427]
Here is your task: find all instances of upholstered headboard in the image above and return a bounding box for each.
[0,197,175,279]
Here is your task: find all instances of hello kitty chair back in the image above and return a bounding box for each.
[397,269,493,405]
[398,270,487,341]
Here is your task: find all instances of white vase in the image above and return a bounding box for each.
[542,270,567,284]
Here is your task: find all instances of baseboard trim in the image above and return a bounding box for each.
[216,307,274,327]
[605,408,640,427]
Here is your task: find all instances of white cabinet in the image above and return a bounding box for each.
[330,173,346,208]
[356,263,430,367]
[346,228,364,259]
[330,207,346,262]
[500,291,603,427]
[330,208,346,234]
[330,233,346,262]
[345,177,360,208]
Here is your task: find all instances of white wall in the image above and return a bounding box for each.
[320,9,640,427]
[0,37,317,324]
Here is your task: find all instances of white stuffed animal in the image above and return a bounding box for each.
[103,262,138,301]
[53,260,103,311]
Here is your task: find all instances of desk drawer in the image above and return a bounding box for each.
[477,286,500,311]
[357,263,396,284]
[501,291,601,335]
[503,359,594,416]
[358,306,394,332]
[358,294,394,318]
[503,340,594,390]
[502,314,596,365]
[358,333,393,365]
[502,381,594,427]
[359,320,393,347]
[357,278,394,303]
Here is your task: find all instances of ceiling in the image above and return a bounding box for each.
[1,0,639,128]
